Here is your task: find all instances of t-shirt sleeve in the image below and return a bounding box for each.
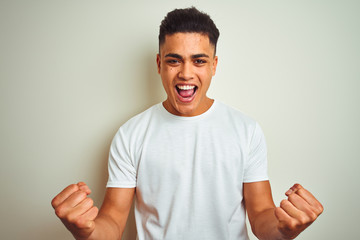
[243,122,269,183]
[106,128,137,188]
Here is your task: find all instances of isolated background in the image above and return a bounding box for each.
[1,0,359,239]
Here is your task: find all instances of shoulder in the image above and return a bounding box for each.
[120,103,160,132]
[110,103,161,146]
[213,101,266,144]
[214,100,257,127]
[123,104,159,127]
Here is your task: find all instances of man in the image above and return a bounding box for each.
[51,7,323,240]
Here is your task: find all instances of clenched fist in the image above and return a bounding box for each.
[275,184,323,239]
[51,182,99,240]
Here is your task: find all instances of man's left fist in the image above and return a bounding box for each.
[275,184,323,239]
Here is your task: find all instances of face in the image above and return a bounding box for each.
[157,33,218,117]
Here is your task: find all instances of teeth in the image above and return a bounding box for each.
[177,85,195,90]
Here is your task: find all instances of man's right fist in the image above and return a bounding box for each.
[51,182,99,239]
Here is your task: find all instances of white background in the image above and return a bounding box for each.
[1,1,359,239]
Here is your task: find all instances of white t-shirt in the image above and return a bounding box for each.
[107,100,268,240]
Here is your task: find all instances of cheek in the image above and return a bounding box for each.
[168,67,177,75]
[161,74,174,91]
[162,67,178,81]
[162,65,173,73]
[199,69,213,83]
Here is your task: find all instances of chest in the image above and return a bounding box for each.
[135,121,247,190]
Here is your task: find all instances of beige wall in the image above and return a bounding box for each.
[1,1,359,239]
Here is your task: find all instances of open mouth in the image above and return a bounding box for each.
[175,84,198,102]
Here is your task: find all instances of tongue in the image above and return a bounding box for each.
[178,88,195,98]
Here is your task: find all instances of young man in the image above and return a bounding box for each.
[51,7,323,240]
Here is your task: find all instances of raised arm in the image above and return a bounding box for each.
[244,181,323,240]
[244,181,279,239]
[51,182,135,240]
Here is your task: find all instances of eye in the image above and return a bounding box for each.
[166,59,180,65]
[194,59,207,65]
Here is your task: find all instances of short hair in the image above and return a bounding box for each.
[158,7,220,54]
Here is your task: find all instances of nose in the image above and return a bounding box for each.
[178,62,194,80]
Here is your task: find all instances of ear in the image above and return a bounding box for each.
[212,56,218,76]
[156,54,161,74]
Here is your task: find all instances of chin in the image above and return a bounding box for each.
[175,103,199,116]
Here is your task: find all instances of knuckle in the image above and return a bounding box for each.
[72,190,87,201]
[85,197,94,206]
[67,184,79,193]
[78,191,87,198]
[308,211,318,222]
[297,188,305,195]
[287,194,296,201]
[54,205,66,218]
[74,218,84,228]
[312,202,324,215]
[74,217,89,229]
[54,208,62,218]
[280,199,289,208]
[51,196,58,208]
[93,206,99,213]
[65,212,76,223]
[317,203,324,214]
[291,184,298,191]
[91,206,99,217]
[287,219,297,230]
[297,215,308,225]
[274,207,282,216]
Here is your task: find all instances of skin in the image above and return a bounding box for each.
[244,182,323,239]
[51,33,323,240]
[157,33,218,117]
[51,183,135,240]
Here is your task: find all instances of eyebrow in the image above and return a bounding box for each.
[164,53,210,60]
[192,53,210,59]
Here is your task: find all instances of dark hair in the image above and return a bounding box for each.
[159,7,220,54]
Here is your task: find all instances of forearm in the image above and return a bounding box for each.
[77,214,124,240]
[251,208,284,240]
[245,182,322,240]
